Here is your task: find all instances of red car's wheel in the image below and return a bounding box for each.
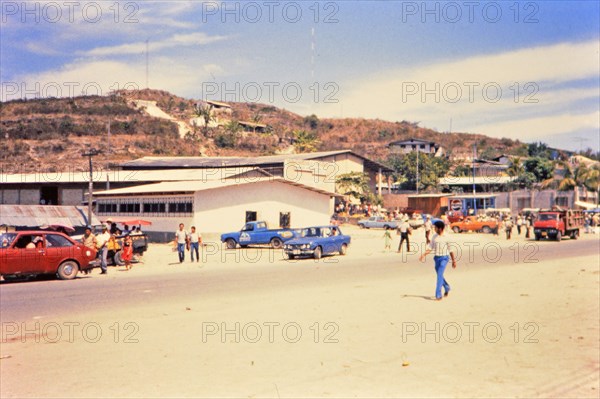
[57,260,79,280]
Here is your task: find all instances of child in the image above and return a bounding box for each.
[122,234,133,270]
[383,226,392,251]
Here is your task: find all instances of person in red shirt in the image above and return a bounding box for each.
[122,234,133,270]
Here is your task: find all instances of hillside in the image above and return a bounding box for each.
[0,89,528,173]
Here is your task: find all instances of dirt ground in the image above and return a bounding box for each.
[1,226,599,398]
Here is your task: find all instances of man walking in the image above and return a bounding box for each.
[424,216,433,245]
[419,221,458,301]
[175,223,188,263]
[189,226,202,262]
[397,217,411,254]
[95,225,111,275]
[505,217,514,240]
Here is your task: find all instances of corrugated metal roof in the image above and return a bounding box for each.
[0,205,100,227]
[119,150,394,173]
[439,176,515,185]
[0,167,264,185]
[94,177,342,198]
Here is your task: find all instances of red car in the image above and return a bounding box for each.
[0,231,98,281]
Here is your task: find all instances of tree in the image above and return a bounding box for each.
[575,163,600,193]
[303,114,319,130]
[541,160,576,191]
[336,172,379,204]
[387,152,450,191]
[527,142,551,159]
[194,103,215,135]
[223,120,242,135]
[292,130,320,153]
[507,157,525,177]
[524,157,554,182]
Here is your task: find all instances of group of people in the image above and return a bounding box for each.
[81,220,144,274]
[174,223,203,263]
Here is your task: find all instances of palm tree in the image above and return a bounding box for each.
[292,130,320,153]
[194,104,215,135]
[541,160,576,191]
[507,157,524,177]
[576,164,600,205]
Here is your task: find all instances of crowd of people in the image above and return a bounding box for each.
[80,219,146,274]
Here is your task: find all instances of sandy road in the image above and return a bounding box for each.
[1,227,598,398]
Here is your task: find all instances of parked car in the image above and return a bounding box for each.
[357,216,398,229]
[221,221,295,249]
[0,231,98,281]
[408,213,425,229]
[450,216,498,233]
[283,226,351,260]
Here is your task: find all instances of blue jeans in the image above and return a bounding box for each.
[190,242,199,261]
[177,243,185,262]
[100,247,108,272]
[434,255,451,299]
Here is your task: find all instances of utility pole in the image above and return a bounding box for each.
[145,38,149,89]
[106,119,111,190]
[416,147,420,195]
[472,144,477,213]
[82,148,100,226]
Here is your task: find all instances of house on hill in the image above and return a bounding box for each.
[388,138,442,156]
[238,120,268,133]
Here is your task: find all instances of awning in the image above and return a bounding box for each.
[103,217,152,226]
[0,205,100,228]
[575,200,598,210]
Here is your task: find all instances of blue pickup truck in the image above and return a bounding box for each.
[221,221,295,249]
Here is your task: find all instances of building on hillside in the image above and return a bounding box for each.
[388,138,442,156]
[94,177,341,241]
[204,100,232,113]
[238,121,268,133]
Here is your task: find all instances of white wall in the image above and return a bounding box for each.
[195,180,333,233]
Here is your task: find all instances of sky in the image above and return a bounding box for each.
[1,0,599,152]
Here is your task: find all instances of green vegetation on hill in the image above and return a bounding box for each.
[2,89,596,175]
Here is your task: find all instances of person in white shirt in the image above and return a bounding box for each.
[396,217,412,254]
[419,221,458,301]
[174,223,188,263]
[95,225,111,275]
[188,226,202,263]
[424,216,433,245]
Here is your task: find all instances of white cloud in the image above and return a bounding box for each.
[468,111,600,141]
[309,39,600,146]
[83,32,228,56]
[4,58,225,101]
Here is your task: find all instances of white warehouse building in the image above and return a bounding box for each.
[94,177,340,241]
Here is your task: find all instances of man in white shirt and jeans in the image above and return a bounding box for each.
[419,221,458,301]
[175,223,188,263]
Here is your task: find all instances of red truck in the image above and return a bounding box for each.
[533,208,584,241]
